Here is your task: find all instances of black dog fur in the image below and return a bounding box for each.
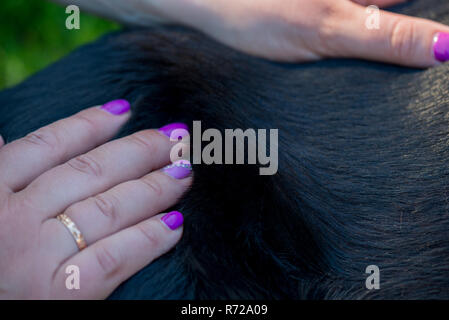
[1,0,449,299]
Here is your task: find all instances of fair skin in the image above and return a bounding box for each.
[0,105,191,299]
[56,0,449,67]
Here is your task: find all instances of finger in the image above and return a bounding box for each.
[318,1,449,67]
[0,134,4,148]
[17,123,189,219]
[0,100,131,191]
[41,161,192,261]
[351,0,407,7]
[51,211,184,299]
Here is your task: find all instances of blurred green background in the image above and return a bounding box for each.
[0,0,118,89]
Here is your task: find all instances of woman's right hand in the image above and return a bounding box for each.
[0,99,192,299]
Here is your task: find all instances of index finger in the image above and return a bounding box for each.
[0,100,131,191]
[321,1,449,67]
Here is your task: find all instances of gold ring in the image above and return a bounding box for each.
[56,213,87,251]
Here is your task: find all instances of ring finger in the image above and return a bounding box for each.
[40,161,192,262]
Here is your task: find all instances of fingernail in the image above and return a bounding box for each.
[101,99,131,115]
[161,211,184,230]
[158,123,189,139]
[433,32,449,62]
[163,160,192,179]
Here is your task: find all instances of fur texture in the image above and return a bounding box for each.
[1,0,449,299]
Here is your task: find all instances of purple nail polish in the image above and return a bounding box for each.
[433,32,449,62]
[101,99,131,115]
[163,160,192,179]
[161,211,184,230]
[158,123,189,140]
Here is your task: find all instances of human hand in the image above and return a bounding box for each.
[161,0,449,67]
[0,100,192,299]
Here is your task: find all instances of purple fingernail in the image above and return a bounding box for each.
[158,123,189,140]
[163,160,192,179]
[101,99,131,115]
[433,32,449,62]
[161,211,184,230]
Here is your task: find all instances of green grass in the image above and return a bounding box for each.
[0,0,118,89]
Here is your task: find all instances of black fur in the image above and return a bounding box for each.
[1,0,449,299]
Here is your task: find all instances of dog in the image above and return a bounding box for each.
[1,0,449,299]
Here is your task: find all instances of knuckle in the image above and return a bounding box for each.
[9,192,42,217]
[93,194,119,225]
[23,127,60,151]
[390,19,416,60]
[67,154,103,177]
[63,203,78,218]
[0,193,16,220]
[316,23,334,54]
[94,245,122,278]
[317,1,339,19]
[140,176,163,197]
[72,113,98,138]
[315,4,341,55]
[127,130,159,154]
[1,194,41,230]
[137,223,161,249]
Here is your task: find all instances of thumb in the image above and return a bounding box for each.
[323,1,449,68]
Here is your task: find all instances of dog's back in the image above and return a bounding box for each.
[1,0,449,299]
